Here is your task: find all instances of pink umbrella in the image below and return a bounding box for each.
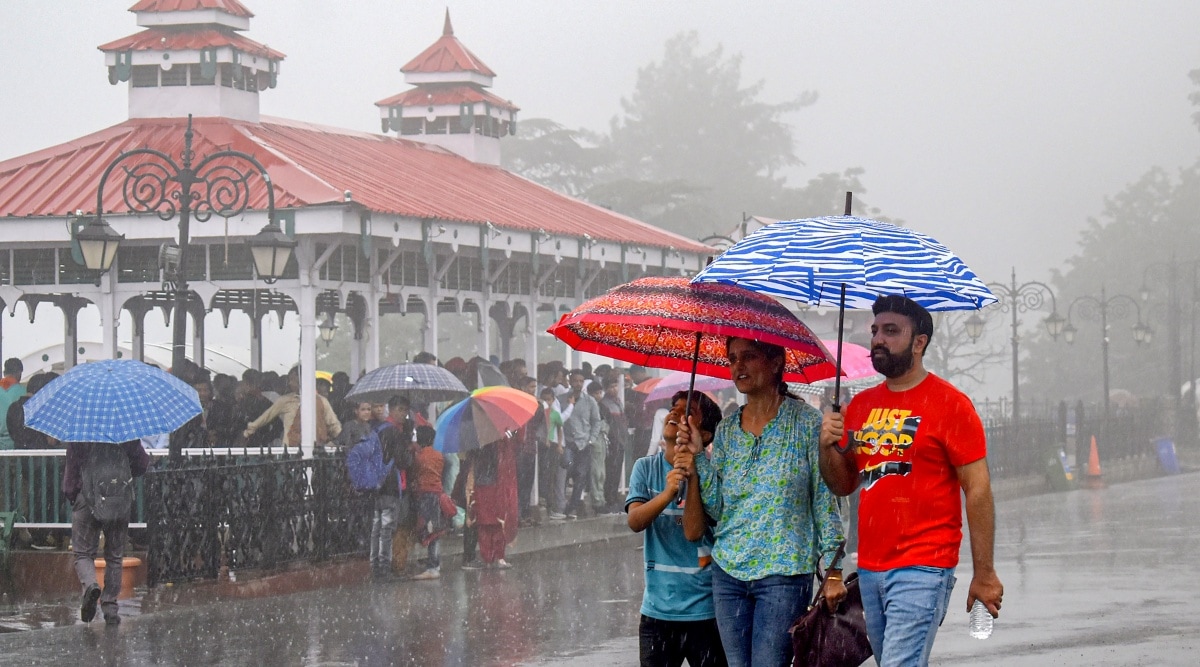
[644,370,735,404]
[821,339,876,381]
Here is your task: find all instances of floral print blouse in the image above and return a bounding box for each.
[695,397,844,580]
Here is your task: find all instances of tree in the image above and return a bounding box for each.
[503,32,872,240]
[925,311,1006,392]
[602,31,813,237]
[501,119,609,198]
[1020,164,1200,409]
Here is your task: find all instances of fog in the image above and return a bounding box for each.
[2,1,1199,394]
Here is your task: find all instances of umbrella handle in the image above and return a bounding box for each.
[676,331,702,505]
[831,283,846,413]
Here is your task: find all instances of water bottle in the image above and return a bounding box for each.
[969,600,993,639]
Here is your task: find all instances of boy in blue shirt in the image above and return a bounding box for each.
[626,390,727,667]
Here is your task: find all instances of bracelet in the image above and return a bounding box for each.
[826,575,842,581]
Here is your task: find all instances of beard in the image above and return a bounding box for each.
[871,343,915,378]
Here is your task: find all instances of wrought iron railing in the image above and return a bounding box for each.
[0,447,311,528]
[144,453,370,587]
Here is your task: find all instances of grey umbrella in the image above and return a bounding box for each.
[345,362,469,404]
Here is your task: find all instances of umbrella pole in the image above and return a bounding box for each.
[832,283,846,413]
[832,192,851,412]
[677,331,702,505]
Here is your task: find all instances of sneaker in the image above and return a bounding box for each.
[494,559,512,570]
[461,559,486,570]
[547,512,567,521]
[104,613,121,626]
[80,584,101,623]
[412,568,441,580]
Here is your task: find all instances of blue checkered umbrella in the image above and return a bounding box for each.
[346,362,469,404]
[23,359,201,443]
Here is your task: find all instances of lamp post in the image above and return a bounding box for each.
[85,114,294,373]
[1063,286,1150,426]
[1139,258,1200,440]
[965,268,1064,430]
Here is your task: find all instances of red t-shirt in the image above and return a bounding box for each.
[840,373,986,571]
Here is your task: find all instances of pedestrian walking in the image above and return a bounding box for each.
[627,391,727,667]
[819,295,1003,666]
[64,440,151,624]
[679,337,845,667]
[0,358,26,449]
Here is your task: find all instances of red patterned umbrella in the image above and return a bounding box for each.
[547,276,838,384]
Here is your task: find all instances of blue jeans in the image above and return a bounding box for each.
[858,566,957,667]
[711,563,813,667]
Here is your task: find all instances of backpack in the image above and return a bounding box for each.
[346,422,395,492]
[81,444,134,523]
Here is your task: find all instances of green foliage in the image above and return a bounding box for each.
[503,31,870,240]
[1021,163,1200,407]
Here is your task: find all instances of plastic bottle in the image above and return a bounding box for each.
[969,600,993,639]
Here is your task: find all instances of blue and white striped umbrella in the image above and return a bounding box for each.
[24,359,201,443]
[692,215,996,312]
[346,362,469,404]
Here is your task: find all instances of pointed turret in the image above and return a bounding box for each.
[376,11,518,165]
[99,0,284,122]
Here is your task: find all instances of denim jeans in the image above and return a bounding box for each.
[369,495,401,567]
[711,563,813,667]
[857,566,957,667]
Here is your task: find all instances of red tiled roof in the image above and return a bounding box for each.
[99,28,285,60]
[0,116,711,253]
[400,13,496,78]
[128,0,254,18]
[375,85,518,112]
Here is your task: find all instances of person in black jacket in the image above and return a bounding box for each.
[7,372,59,449]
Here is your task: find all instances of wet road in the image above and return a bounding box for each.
[1,473,1198,665]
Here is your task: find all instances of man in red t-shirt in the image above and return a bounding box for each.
[820,295,1003,666]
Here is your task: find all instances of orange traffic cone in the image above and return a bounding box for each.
[1085,435,1105,489]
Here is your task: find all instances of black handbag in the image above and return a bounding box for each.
[790,545,872,667]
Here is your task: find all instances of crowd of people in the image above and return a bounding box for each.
[3,294,1004,664]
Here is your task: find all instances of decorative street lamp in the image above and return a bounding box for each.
[248,219,296,284]
[965,268,1062,430]
[88,114,286,375]
[318,313,338,346]
[75,216,125,274]
[1064,286,1149,427]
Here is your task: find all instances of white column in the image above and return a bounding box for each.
[249,312,263,371]
[526,299,539,373]
[349,332,362,380]
[477,299,491,361]
[422,297,439,358]
[365,292,381,372]
[98,275,118,361]
[131,309,145,362]
[296,239,318,458]
[192,309,206,370]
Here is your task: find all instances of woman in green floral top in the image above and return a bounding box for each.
[679,336,846,667]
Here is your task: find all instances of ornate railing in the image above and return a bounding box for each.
[0,450,147,527]
[145,453,370,587]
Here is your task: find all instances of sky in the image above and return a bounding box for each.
[1,0,1199,394]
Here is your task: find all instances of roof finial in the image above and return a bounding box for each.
[443,8,453,36]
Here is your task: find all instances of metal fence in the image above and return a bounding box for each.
[0,449,147,528]
[144,453,371,587]
[982,399,1165,480]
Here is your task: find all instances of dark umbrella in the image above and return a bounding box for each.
[346,362,469,404]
